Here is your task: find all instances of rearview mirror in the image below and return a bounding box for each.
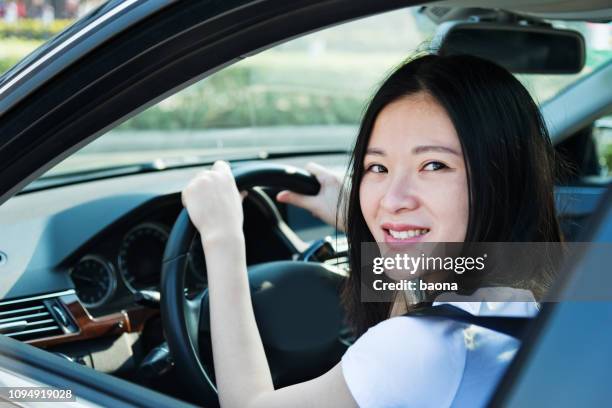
[435,21,586,74]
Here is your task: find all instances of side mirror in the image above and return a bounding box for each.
[435,21,586,74]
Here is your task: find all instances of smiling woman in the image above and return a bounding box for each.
[180,53,561,408]
[359,91,469,245]
[342,53,562,335]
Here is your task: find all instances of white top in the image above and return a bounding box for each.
[341,288,539,408]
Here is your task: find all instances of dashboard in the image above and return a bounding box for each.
[0,154,341,386]
[0,155,340,319]
[63,188,308,317]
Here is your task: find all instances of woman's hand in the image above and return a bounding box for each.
[276,162,345,232]
[181,160,245,245]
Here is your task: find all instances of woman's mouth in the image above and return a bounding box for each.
[381,223,430,243]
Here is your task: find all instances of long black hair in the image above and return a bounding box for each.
[340,54,563,336]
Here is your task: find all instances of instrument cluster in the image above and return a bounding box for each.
[70,221,207,309]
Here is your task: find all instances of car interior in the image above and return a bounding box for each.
[0,1,610,407]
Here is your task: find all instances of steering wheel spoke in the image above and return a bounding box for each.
[184,290,206,349]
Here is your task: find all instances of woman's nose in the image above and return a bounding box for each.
[380,175,419,213]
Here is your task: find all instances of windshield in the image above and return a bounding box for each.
[27,8,610,179]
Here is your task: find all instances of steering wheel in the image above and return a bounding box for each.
[160,163,347,407]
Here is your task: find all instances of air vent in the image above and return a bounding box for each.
[0,292,76,342]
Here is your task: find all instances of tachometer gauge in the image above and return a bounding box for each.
[70,255,116,308]
[118,223,169,293]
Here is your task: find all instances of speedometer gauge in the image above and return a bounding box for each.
[70,255,116,308]
[118,223,169,292]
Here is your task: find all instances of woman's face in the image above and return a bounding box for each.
[360,92,469,245]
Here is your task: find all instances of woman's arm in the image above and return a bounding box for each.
[182,161,357,408]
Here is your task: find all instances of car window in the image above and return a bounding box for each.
[38,8,437,177]
[594,115,612,177]
[26,9,611,179]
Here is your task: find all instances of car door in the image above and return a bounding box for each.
[491,187,612,407]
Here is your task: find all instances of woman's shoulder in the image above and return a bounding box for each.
[341,315,467,407]
[347,312,469,367]
[340,292,537,407]
[362,313,467,346]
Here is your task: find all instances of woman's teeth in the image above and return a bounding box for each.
[388,229,429,239]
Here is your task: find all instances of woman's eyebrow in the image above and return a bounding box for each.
[413,145,461,156]
[365,147,385,156]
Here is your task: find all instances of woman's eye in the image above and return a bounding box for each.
[422,161,448,171]
[365,164,387,173]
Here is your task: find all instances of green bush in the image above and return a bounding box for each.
[117,65,367,130]
[0,37,43,74]
[0,56,20,73]
[0,19,71,40]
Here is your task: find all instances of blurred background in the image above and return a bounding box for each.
[0,0,104,73]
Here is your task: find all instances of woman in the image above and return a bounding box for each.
[181,54,562,407]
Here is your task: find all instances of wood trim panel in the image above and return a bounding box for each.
[28,294,158,348]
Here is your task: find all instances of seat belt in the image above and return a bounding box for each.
[404,304,532,340]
